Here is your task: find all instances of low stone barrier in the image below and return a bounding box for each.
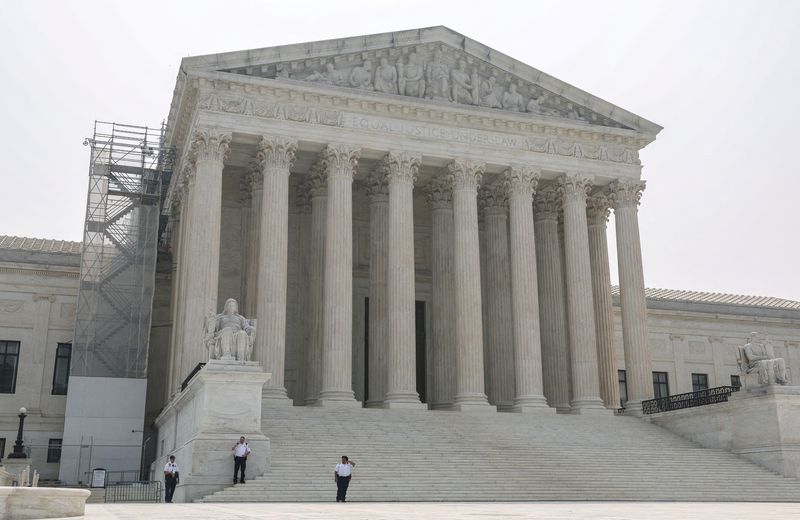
[0,487,90,520]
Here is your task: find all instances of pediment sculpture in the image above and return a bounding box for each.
[219,44,629,129]
[203,298,256,362]
[736,332,788,387]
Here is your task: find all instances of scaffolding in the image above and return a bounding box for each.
[72,122,174,378]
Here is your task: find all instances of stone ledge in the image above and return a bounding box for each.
[0,487,90,520]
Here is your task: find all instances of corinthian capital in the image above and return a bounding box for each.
[190,127,232,163]
[557,172,592,204]
[321,143,360,179]
[365,167,389,201]
[294,182,312,212]
[533,186,561,221]
[307,162,328,198]
[586,192,612,225]
[478,183,508,215]
[424,177,453,210]
[608,179,646,209]
[383,151,421,186]
[446,159,485,190]
[246,159,264,191]
[504,165,541,198]
[258,135,298,174]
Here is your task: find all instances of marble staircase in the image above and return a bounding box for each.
[199,405,800,502]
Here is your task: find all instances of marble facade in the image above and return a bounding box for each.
[161,27,661,413]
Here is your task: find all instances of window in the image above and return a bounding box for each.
[730,375,741,388]
[52,343,72,395]
[47,439,62,463]
[0,341,20,394]
[692,373,709,392]
[0,438,5,459]
[652,371,669,398]
[618,370,628,408]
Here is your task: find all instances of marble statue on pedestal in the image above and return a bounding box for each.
[204,298,256,362]
[738,332,788,386]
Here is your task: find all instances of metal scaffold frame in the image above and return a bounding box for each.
[72,121,174,378]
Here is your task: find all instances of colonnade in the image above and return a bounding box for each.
[167,126,654,413]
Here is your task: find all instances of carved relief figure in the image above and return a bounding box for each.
[450,59,473,104]
[374,57,398,95]
[481,76,502,108]
[738,333,788,386]
[425,50,450,100]
[349,61,373,90]
[307,61,344,86]
[398,52,425,97]
[502,83,525,112]
[469,68,483,105]
[204,298,256,362]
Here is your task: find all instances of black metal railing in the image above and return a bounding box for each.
[642,385,740,414]
[104,481,162,503]
[181,362,206,391]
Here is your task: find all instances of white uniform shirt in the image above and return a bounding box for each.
[335,462,353,477]
[164,462,178,476]
[233,442,251,457]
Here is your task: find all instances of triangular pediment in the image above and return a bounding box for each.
[180,27,661,136]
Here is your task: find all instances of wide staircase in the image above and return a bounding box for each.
[201,405,800,502]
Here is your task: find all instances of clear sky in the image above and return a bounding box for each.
[1,0,798,300]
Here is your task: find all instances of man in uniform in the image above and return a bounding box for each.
[163,455,179,503]
[334,455,356,502]
[232,436,252,484]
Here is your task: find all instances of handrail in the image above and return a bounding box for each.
[642,385,740,414]
[180,362,206,391]
[104,481,162,503]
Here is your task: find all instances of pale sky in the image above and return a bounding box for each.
[1,0,799,300]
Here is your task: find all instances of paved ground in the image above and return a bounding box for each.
[65,502,800,520]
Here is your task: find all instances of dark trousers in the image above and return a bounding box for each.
[336,475,351,502]
[234,456,247,483]
[164,476,177,502]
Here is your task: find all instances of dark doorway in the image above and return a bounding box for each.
[363,298,427,404]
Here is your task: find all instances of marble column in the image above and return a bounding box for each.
[558,173,606,413]
[447,159,492,411]
[479,184,515,410]
[383,151,424,408]
[365,169,389,407]
[253,136,297,401]
[318,144,361,406]
[425,178,456,409]
[505,166,550,412]
[293,185,312,404]
[609,179,653,412]
[180,128,231,380]
[171,168,193,395]
[243,160,264,316]
[304,165,327,405]
[587,193,620,410]
[533,187,571,411]
[166,192,184,400]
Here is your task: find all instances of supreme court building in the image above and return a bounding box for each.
[158,25,660,415]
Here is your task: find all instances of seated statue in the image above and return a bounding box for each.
[738,332,788,386]
[204,298,256,362]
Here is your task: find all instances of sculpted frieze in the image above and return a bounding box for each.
[218,43,630,130]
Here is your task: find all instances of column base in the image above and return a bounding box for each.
[509,395,553,413]
[364,399,385,408]
[452,394,495,412]
[622,399,645,416]
[569,397,613,415]
[314,390,361,407]
[382,398,427,410]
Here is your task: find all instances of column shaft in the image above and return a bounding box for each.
[587,194,621,409]
[559,174,605,413]
[180,128,230,381]
[384,152,423,407]
[480,186,515,409]
[506,167,549,411]
[611,180,653,411]
[165,195,183,400]
[244,165,263,317]
[366,174,389,407]
[304,167,327,404]
[533,188,571,410]
[426,179,456,409]
[448,160,492,410]
[319,144,361,405]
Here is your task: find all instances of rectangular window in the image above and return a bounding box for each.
[730,375,741,388]
[0,341,21,394]
[47,439,62,463]
[652,371,669,398]
[0,438,5,459]
[52,343,72,395]
[618,370,628,408]
[692,373,709,392]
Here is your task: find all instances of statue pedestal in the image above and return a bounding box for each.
[1,459,29,486]
[152,360,270,502]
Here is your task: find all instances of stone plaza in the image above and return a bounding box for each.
[1,26,799,511]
